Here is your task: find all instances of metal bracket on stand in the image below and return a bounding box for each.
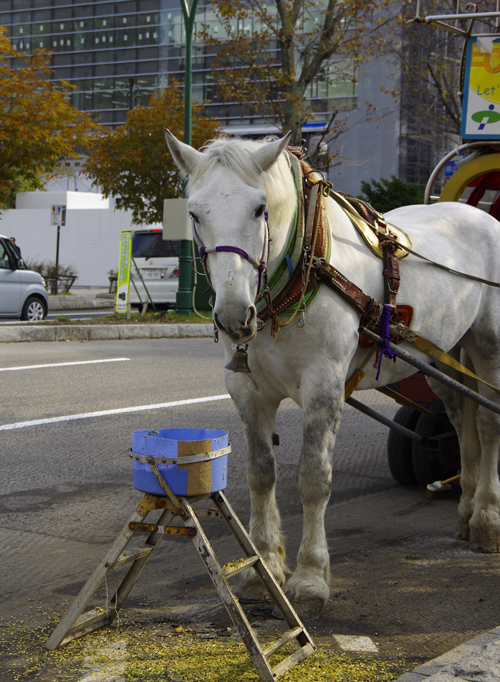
[131,256,157,315]
[45,488,315,682]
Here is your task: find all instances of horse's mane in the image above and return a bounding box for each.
[187,136,296,229]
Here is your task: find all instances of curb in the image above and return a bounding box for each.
[48,296,113,311]
[0,324,213,343]
[396,626,500,681]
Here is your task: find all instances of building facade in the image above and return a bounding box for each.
[1,0,358,129]
[1,0,404,196]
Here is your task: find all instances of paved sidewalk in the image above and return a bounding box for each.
[397,626,500,681]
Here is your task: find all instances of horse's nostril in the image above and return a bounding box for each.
[214,312,227,335]
[245,305,256,327]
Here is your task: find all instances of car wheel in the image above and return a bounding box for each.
[387,406,420,485]
[412,413,457,486]
[21,296,47,321]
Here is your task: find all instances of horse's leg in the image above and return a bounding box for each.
[231,391,287,600]
[285,377,344,618]
[459,345,500,551]
[429,346,500,551]
[427,349,481,541]
[468,399,500,551]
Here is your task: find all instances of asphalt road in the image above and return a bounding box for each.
[1,337,500,677]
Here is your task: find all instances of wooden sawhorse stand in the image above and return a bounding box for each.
[45,488,315,681]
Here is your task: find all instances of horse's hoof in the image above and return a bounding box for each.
[456,519,470,541]
[271,594,325,621]
[234,582,272,604]
[469,529,500,553]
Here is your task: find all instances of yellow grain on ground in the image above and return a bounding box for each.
[0,614,408,682]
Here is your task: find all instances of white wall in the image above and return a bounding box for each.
[0,192,160,286]
[16,191,108,210]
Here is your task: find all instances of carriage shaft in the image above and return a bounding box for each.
[346,396,423,441]
[359,327,500,417]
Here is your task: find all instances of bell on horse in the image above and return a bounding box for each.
[165,128,500,619]
[225,344,252,374]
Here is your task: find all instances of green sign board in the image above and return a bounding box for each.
[115,230,132,313]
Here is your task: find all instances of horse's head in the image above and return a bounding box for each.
[165,130,291,344]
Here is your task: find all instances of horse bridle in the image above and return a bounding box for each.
[191,211,270,299]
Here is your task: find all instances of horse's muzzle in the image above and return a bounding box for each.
[214,304,257,344]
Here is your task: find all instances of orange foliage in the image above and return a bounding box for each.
[0,28,97,207]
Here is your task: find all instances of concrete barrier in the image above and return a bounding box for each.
[0,324,213,343]
[48,296,113,311]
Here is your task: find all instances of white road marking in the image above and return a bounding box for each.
[0,358,130,372]
[0,394,232,431]
[333,634,379,653]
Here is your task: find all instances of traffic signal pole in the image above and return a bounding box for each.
[176,0,199,315]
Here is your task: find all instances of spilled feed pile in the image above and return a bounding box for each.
[0,613,409,681]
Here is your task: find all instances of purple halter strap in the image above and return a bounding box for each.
[193,211,269,296]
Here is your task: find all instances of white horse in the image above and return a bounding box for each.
[165,130,500,617]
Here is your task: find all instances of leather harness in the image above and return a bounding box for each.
[259,147,410,343]
[261,147,500,398]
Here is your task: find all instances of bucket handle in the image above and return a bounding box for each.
[129,445,231,465]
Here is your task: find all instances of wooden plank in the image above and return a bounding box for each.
[113,546,152,568]
[45,502,149,650]
[222,555,259,579]
[194,508,222,519]
[262,627,303,658]
[128,522,196,537]
[271,643,315,678]
[59,609,109,647]
[182,497,275,682]
[213,492,316,648]
[111,509,176,616]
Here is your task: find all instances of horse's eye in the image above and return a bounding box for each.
[255,205,266,218]
[189,212,199,223]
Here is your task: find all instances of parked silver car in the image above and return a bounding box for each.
[0,234,48,320]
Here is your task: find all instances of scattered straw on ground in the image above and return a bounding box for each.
[0,612,409,681]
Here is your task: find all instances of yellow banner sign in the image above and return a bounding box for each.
[462,37,500,139]
[115,230,132,313]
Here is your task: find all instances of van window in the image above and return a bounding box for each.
[4,239,26,268]
[0,242,10,269]
[132,232,181,259]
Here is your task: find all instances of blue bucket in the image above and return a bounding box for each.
[131,428,230,497]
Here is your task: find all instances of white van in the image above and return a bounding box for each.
[129,229,180,310]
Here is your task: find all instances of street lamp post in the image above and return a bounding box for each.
[175,0,200,315]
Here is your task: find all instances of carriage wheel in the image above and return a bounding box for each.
[411,413,457,486]
[387,406,420,485]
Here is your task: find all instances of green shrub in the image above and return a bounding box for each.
[24,259,78,293]
[359,176,424,213]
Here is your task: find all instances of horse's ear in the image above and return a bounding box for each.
[164,129,204,175]
[253,132,293,173]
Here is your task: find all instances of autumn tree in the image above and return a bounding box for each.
[84,87,221,225]
[0,28,96,208]
[198,0,396,150]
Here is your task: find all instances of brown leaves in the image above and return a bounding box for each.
[199,0,396,143]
